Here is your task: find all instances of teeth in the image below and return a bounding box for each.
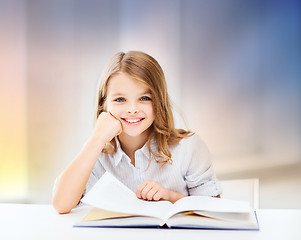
[126,119,141,123]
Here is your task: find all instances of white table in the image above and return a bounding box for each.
[0,204,300,240]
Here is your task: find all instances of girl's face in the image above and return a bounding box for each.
[105,73,155,140]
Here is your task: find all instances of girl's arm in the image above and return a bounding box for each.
[52,112,122,214]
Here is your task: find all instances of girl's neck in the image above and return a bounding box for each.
[118,130,151,165]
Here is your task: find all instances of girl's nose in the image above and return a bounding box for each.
[127,103,138,114]
[128,108,138,114]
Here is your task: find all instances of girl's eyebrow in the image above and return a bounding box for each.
[110,90,151,97]
[141,90,152,95]
[111,93,124,97]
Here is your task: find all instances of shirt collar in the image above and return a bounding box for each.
[139,137,158,159]
[112,136,159,167]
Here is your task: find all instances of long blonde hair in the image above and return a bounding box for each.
[96,51,192,165]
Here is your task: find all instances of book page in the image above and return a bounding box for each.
[81,172,172,220]
[166,211,259,230]
[81,208,135,221]
[193,211,252,222]
[166,195,251,220]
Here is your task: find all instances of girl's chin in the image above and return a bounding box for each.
[119,128,151,139]
[120,131,144,138]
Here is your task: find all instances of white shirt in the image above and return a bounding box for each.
[83,134,222,198]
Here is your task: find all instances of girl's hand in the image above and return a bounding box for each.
[93,112,123,143]
[135,180,171,202]
[136,180,187,203]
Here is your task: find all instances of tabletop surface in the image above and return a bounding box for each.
[1,204,301,240]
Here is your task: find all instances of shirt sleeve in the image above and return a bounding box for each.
[52,156,106,207]
[81,157,106,198]
[82,168,99,197]
[51,168,100,207]
[184,135,222,196]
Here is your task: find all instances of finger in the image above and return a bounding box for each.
[153,191,163,201]
[109,111,119,121]
[108,111,115,117]
[146,187,159,201]
[140,182,155,200]
[117,123,123,135]
[109,112,123,134]
[136,181,149,198]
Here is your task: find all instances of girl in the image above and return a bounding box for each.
[52,51,221,214]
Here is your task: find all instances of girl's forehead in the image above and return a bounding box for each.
[107,73,151,94]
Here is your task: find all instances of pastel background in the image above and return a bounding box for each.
[1,0,300,208]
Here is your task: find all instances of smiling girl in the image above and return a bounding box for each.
[52,51,221,214]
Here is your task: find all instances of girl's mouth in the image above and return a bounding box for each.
[121,118,145,125]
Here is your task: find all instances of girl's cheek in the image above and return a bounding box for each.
[106,106,120,117]
[105,102,113,113]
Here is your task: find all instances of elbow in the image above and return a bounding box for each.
[54,207,71,215]
[52,196,72,214]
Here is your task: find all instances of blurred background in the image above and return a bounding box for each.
[0,0,300,208]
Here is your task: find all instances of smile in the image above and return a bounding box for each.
[122,118,145,125]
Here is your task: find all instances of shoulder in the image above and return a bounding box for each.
[175,133,211,160]
[97,150,117,165]
[178,133,208,149]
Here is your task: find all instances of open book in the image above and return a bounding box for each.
[74,172,259,230]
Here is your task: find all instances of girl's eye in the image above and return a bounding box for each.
[140,96,151,101]
[115,97,125,102]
